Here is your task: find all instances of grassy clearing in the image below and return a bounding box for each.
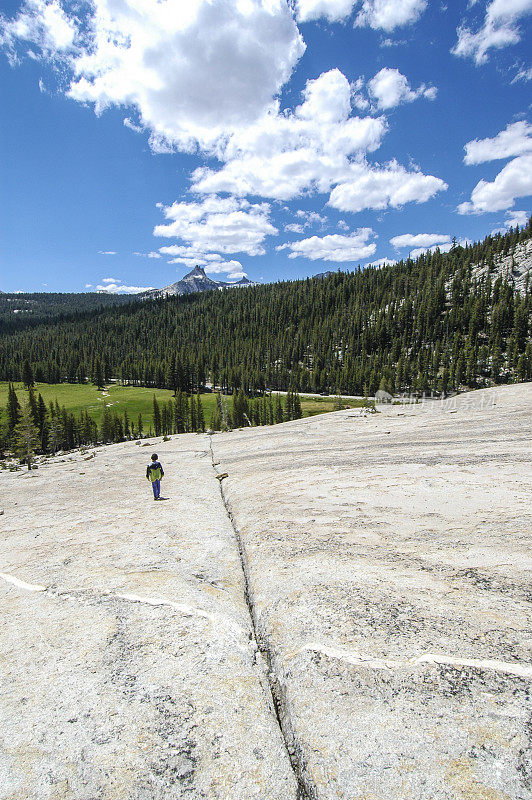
[0,382,365,426]
[0,382,179,425]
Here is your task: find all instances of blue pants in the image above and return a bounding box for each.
[152,479,161,499]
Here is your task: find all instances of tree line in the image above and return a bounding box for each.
[0,384,303,466]
[0,222,531,399]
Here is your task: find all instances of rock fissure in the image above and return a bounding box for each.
[208,435,314,800]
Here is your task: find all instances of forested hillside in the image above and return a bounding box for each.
[1,222,531,396]
[0,292,131,332]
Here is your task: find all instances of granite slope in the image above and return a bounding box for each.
[0,383,530,799]
[213,383,532,800]
[0,437,298,799]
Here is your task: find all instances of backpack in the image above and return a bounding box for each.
[147,463,162,482]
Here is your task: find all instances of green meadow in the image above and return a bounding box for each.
[0,382,364,427]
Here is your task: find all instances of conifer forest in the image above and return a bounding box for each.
[1,222,530,457]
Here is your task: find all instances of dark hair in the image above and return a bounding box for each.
[151,453,158,461]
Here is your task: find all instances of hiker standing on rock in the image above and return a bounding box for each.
[146,453,164,500]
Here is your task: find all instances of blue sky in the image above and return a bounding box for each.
[1,0,531,293]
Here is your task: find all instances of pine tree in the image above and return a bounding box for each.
[14,401,40,469]
[491,347,502,383]
[284,389,293,421]
[22,359,34,389]
[217,391,231,431]
[517,353,528,382]
[100,405,113,442]
[7,383,20,438]
[232,390,249,427]
[189,392,197,431]
[161,403,170,435]
[37,393,49,451]
[93,360,105,390]
[174,391,186,434]
[49,417,63,453]
[0,408,9,457]
[152,395,161,436]
[274,393,283,424]
[293,390,302,419]
[210,408,222,431]
[196,392,205,432]
[27,386,39,426]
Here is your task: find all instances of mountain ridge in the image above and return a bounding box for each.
[139,265,256,298]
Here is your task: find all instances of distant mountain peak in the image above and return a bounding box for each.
[140,266,256,299]
[184,265,207,278]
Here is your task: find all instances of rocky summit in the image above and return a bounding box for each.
[141,266,254,298]
[0,383,531,799]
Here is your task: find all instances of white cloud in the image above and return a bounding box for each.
[98,250,117,255]
[355,0,427,31]
[285,211,327,233]
[390,233,451,249]
[133,251,162,258]
[303,211,327,224]
[365,256,397,268]
[406,239,469,258]
[296,0,355,23]
[154,195,277,256]
[337,219,350,230]
[191,70,388,201]
[0,0,77,62]
[159,245,219,265]
[295,0,427,26]
[203,259,247,279]
[225,272,247,281]
[328,160,447,213]
[354,67,437,110]
[101,276,119,283]
[464,121,532,164]
[505,209,529,226]
[164,256,206,268]
[380,37,407,47]
[158,250,247,279]
[148,134,175,154]
[67,0,303,152]
[2,7,446,220]
[458,153,532,213]
[299,69,352,123]
[2,0,449,257]
[96,282,155,294]
[295,210,328,226]
[409,243,451,258]
[452,0,532,64]
[278,228,376,262]
[2,0,305,151]
[85,283,93,288]
[188,66,444,216]
[124,117,144,134]
[512,65,532,82]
